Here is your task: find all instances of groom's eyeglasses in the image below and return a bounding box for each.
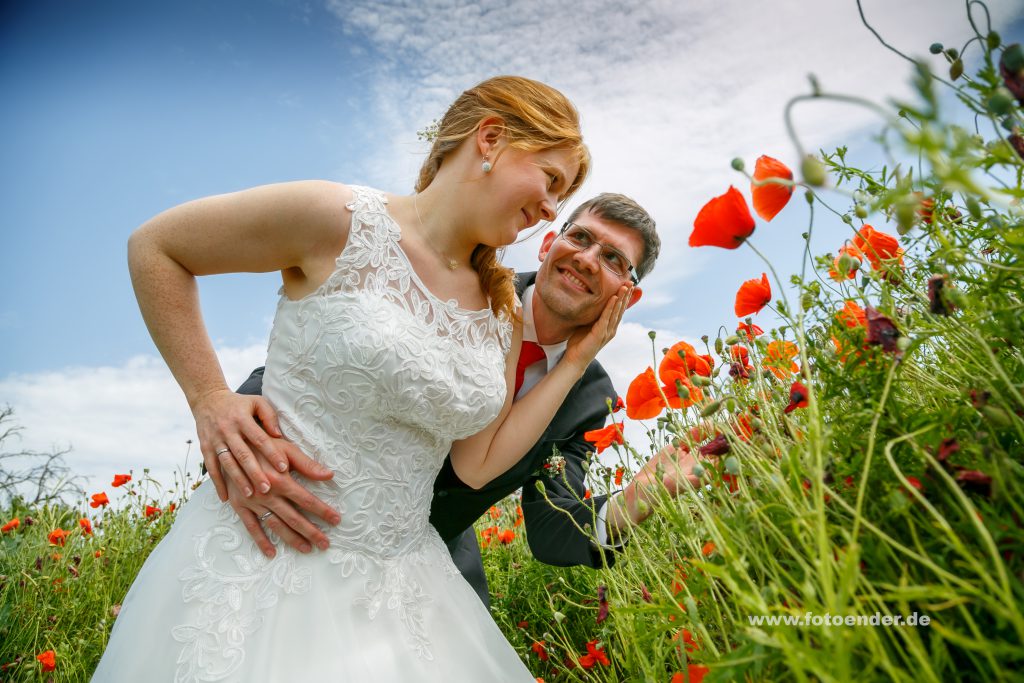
[558,222,639,285]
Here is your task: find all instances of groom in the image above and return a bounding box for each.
[225,193,700,606]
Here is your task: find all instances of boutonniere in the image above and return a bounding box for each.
[537,451,566,478]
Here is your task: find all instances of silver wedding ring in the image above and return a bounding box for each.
[259,511,274,522]
[215,447,231,456]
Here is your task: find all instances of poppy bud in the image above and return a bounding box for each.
[896,337,911,352]
[731,157,745,171]
[988,32,1001,50]
[855,204,868,219]
[553,611,566,623]
[714,337,723,354]
[979,405,1013,429]
[701,335,709,344]
[635,500,649,516]
[800,292,815,311]
[692,464,705,478]
[945,47,959,60]
[987,89,1015,116]
[724,397,738,412]
[802,155,827,187]
[804,189,815,205]
[691,375,712,387]
[965,196,982,219]
[684,596,700,621]
[1002,43,1024,73]
[929,42,943,54]
[534,480,546,495]
[724,456,740,475]
[949,59,964,80]
[700,400,722,417]
[724,335,739,346]
[837,252,860,276]
[675,380,690,400]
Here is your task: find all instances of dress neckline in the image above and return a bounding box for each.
[378,191,495,318]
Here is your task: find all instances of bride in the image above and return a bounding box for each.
[92,76,631,681]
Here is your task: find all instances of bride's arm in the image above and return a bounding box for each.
[449,284,632,489]
[128,180,351,500]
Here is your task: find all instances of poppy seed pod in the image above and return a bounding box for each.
[724,456,740,475]
[731,157,745,171]
[988,32,1001,50]
[929,42,944,54]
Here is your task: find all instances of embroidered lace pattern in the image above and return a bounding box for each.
[170,186,512,678]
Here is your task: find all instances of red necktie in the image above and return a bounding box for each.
[514,341,547,395]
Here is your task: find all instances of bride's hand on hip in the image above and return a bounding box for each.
[224,445,342,559]
[562,283,633,372]
[193,388,330,501]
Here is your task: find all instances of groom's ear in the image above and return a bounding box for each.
[537,231,558,262]
[625,286,643,309]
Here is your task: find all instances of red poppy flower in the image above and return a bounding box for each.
[955,469,993,496]
[661,340,712,379]
[48,529,69,547]
[584,489,592,500]
[852,225,903,271]
[701,541,716,556]
[736,322,764,337]
[584,423,624,454]
[78,518,93,536]
[784,382,809,413]
[578,640,610,668]
[690,186,756,249]
[730,345,750,365]
[764,340,799,380]
[531,641,549,661]
[614,467,624,486]
[145,505,161,518]
[612,396,625,413]
[751,155,794,221]
[828,244,862,281]
[89,492,110,508]
[111,474,131,487]
[670,664,710,683]
[1,518,19,533]
[672,628,699,653]
[498,529,515,545]
[36,650,56,673]
[488,506,501,520]
[626,368,669,419]
[734,273,771,317]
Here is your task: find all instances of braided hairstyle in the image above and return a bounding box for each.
[414,76,590,320]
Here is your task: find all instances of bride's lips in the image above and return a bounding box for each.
[558,266,593,294]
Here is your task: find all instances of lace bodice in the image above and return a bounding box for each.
[264,185,513,558]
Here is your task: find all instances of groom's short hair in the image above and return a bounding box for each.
[567,193,660,281]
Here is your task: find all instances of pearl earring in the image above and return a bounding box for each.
[481,155,492,173]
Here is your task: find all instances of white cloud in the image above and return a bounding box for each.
[0,345,268,499]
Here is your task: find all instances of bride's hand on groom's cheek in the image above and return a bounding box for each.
[225,441,342,559]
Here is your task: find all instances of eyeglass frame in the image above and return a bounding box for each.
[558,221,639,285]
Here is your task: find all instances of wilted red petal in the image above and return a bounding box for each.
[626,367,667,419]
[734,273,772,317]
[690,186,756,249]
[596,585,609,624]
[955,469,993,496]
[865,306,900,353]
[928,274,955,316]
[751,155,794,221]
[699,434,730,456]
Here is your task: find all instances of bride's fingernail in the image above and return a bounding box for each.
[277,461,288,472]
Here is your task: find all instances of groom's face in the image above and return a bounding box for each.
[534,209,644,328]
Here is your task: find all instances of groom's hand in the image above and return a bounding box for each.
[224,440,342,558]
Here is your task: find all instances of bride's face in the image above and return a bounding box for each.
[477,146,579,247]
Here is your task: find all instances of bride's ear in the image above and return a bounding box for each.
[476,117,506,159]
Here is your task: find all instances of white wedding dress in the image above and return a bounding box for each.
[92,186,535,682]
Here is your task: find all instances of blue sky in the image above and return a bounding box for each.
[2,0,1023,495]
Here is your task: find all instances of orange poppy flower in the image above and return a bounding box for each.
[671,665,711,683]
[661,340,712,379]
[578,640,610,668]
[78,518,93,536]
[145,505,161,518]
[1,518,19,533]
[751,155,794,221]
[584,423,624,453]
[488,506,501,520]
[689,186,756,249]
[89,492,110,508]
[584,489,592,500]
[48,529,69,547]
[852,225,903,270]
[828,244,862,281]
[36,650,56,673]
[736,322,764,337]
[614,467,624,486]
[764,340,799,380]
[734,273,771,317]
[498,529,515,545]
[626,367,668,419]
[701,541,716,556]
[112,474,131,487]
[531,641,549,661]
[837,300,867,328]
